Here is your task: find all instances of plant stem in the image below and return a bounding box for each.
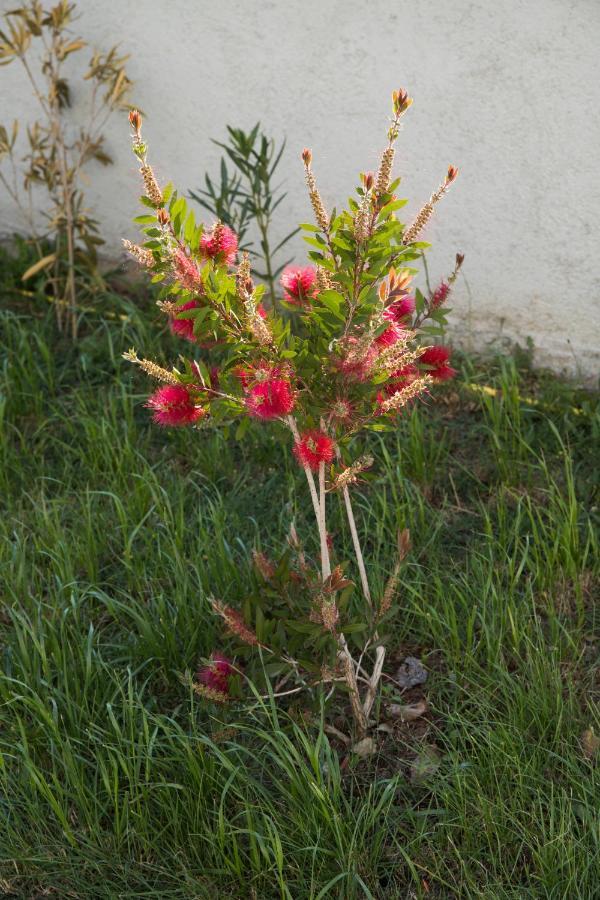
[256,208,276,307]
[318,460,331,580]
[340,483,372,609]
[335,447,372,609]
[335,447,386,725]
[362,644,385,719]
[286,416,322,529]
[287,415,366,735]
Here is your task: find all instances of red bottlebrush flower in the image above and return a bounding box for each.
[241,363,296,419]
[256,303,267,319]
[383,295,415,324]
[169,299,201,342]
[246,379,295,419]
[431,281,450,308]
[384,364,419,397]
[200,223,238,265]
[420,345,456,380]
[374,322,403,348]
[146,384,205,426]
[280,266,317,305]
[173,248,203,290]
[195,651,234,702]
[197,652,234,695]
[293,429,336,471]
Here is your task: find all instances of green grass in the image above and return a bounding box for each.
[0,303,598,898]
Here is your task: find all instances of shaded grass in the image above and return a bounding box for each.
[0,305,598,898]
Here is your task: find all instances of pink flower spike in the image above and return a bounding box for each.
[146,384,205,426]
[200,223,238,266]
[173,249,203,290]
[280,266,317,305]
[293,429,335,471]
[383,295,415,324]
[374,322,403,348]
[431,281,450,308]
[169,299,201,342]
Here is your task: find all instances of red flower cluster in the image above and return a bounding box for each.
[200,223,238,265]
[169,299,201,342]
[420,345,456,380]
[280,266,318,305]
[293,429,336,471]
[197,652,234,699]
[146,384,205,426]
[241,364,296,419]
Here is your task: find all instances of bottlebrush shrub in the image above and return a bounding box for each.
[123,93,463,739]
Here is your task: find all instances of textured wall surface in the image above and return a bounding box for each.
[1,0,598,375]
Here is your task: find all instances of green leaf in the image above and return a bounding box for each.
[317,290,346,320]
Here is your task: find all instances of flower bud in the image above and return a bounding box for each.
[157,208,170,226]
[392,88,413,114]
[446,165,459,184]
[301,147,312,167]
[456,252,465,268]
[129,109,142,133]
[361,171,374,191]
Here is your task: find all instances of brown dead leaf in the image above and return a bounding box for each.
[351,736,376,757]
[386,699,428,721]
[581,727,600,760]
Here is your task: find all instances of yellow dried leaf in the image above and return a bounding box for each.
[21,253,56,281]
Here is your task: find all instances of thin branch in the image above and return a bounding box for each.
[335,447,372,609]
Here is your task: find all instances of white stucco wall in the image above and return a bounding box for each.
[1,0,599,376]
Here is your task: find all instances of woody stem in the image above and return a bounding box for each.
[286,416,366,735]
[335,448,372,610]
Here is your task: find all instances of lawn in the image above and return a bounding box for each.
[0,299,598,898]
